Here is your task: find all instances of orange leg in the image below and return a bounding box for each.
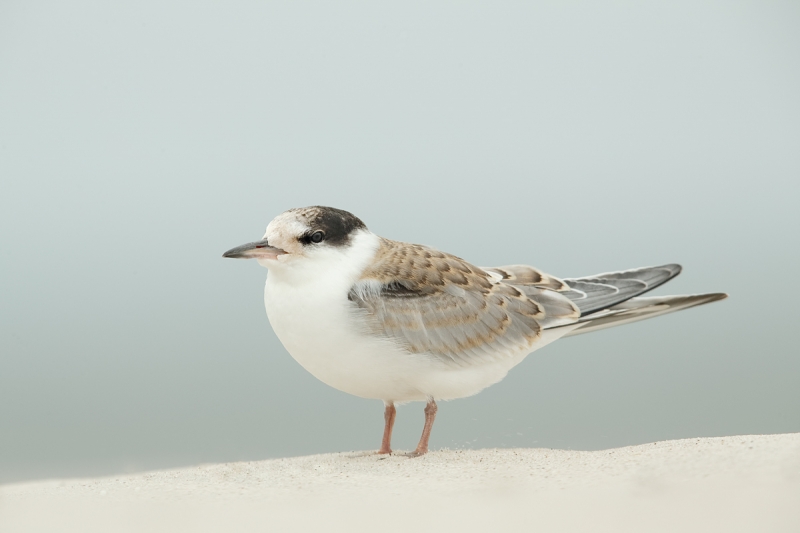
[408,399,437,457]
[377,402,396,454]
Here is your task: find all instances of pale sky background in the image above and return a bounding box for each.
[1,1,798,484]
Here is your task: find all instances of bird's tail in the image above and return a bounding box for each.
[559,293,727,337]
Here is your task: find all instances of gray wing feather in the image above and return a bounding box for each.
[560,264,682,316]
[515,286,585,329]
[560,293,727,337]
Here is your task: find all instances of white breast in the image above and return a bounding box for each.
[262,231,575,402]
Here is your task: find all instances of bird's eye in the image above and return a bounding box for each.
[310,231,325,243]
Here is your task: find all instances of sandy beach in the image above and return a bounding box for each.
[2,433,798,533]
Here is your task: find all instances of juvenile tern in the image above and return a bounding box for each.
[223,206,726,456]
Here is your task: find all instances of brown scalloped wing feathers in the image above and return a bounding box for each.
[482,265,570,291]
[350,239,579,365]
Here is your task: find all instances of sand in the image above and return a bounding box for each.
[2,433,799,532]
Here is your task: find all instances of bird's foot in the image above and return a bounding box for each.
[376,448,392,455]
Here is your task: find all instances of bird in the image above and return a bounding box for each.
[223,206,727,456]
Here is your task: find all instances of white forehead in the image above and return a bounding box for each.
[263,210,310,241]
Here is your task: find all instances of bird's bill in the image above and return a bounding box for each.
[222,239,286,260]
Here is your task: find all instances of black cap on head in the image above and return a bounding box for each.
[294,206,367,246]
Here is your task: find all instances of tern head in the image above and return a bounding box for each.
[222,206,368,268]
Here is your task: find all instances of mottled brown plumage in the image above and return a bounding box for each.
[349,239,580,366]
[483,265,570,292]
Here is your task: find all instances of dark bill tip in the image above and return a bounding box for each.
[222,239,286,260]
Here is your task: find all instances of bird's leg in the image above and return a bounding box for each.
[377,402,396,454]
[409,398,437,457]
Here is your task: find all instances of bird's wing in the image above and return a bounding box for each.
[348,240,580,367]
[558,293,728,337]
[480,264,584,329]
[558,264,683,316]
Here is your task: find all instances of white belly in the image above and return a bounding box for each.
[264,272,421,400]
